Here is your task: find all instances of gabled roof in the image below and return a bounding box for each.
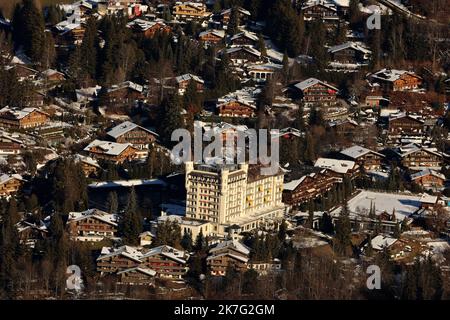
[302,0,337,11]
[175,73,204,84]
[225,46,261,57]
[107,121,159,139]
[411,169,445,181]
[314,158,357,174]
[67,208,118,226]
[283,176,307,191]
[328,42,372,55]
[84,139,135,156]
[293,78,338,92]
[389,113,424,124]
[107,81,143,93]
[199,29,225,38]
[230,30,259,42]
[220,7,251,16]
[97,245,144,263]
[0,107,49,120]
[340,145,384,159]
[370,235,397,250]
[209,240,250,256]
[0,173,25,185]
[370,68,422,83]
[74,154,101,168]
[141,245,188,264]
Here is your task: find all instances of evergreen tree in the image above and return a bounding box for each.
[106,191,119,214]
[120,187,143,245]
[159,94,184,146]
[181,230,193,251]
[319,212,334,234]
[334,199,352,256]
[12,0,46,63]
[194,229,208,252]
[227,6,239,36]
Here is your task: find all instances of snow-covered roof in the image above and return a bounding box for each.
[108,81,143,93]
[328,42,372,55]
[127,18,166,31]
[340,145,383,159]
[283,177,306,191]
[97,245,144,263]
[141,245,188,264]
[74,154,101,168]
[175,73,204,84]
[411,169,445,181]
[314,157,357,174]
[230,30,258,42]
[419,193,438,204]
[370,68,421,83]
[0,173,25,185]
[294,78,338,92]
[107,121,158,139]
[0,107,48,120]
[199,29,225,38]
[209,239,250,256]
[302,0,337,11]
[370,235,397,250]
[84,139,135,156]
[67,208,118,226]
[225,46,261,57]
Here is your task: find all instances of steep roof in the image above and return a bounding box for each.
[107,121,158,139]
[340,145,384,159]
[67,208,118,226]
[294,78,338,92]
[84,140,135,156]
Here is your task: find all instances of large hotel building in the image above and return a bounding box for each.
[185,162,285,236]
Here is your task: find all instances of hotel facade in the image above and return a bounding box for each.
[185,162,285,236]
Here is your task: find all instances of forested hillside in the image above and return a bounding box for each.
[0,0,71,18]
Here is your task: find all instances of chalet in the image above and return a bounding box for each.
[229,31,259,47]
[410,169,446,190]
[369,69,422,92]
[283,169,341,207]
[388,114,424,141]
[217,99,256,118]
[419,194,438,209]
[0,107,50,129]
[41,69,66,82]
[5,64,38,82]
[328,42,372,65]
[127,19,171,38]
[139,231,155,246]
[157,214,215,239]
[173,2,211,21]
[97,245,144,274]
[246,63,282,82]
[139,245,189,279]
[104,81,145,108]
[219,7,251,26]
[225,46,262,65]
[364,95,389,108]
[329,118,359,135]
[16,220,48,247]
[314,158,359,177]
[293,78,338,111]
[84,139,139,163]
[0,132,23,156]
[207,240,250,276]
[0,174,25,197]
[198,29,225,44]
[107,121,158,150]
[302,0,339,24]
[67,209,119,242]
[174,74,204,95]
[75,154,101,177]
[54,19,85,45]
[117,267,156,286]
[396,144,446,171]
[340,145,384,170]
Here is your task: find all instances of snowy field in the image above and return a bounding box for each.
[332,191,422,220]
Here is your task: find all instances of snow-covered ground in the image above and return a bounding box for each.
[332,190,422,220]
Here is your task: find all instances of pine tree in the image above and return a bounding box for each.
[106,191,119,214]
[181,230,193,251]
[334,199,352,256]
[159,94,184,146]
[194,229,207,252]
[120,187,143,245]
[227,6,239,36]
[257,33,267,56]
[319,212,334,234]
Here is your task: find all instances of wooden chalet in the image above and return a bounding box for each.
[173,2,211,20]
[0,133,23,156]
[67,209,119,241]
[127,19,171,38]
[139,245,189,279]
[207,240,250,276]
[117,267,156,285]
[397,145,446,170]
[388,114,424,137]
[217,99,256,118]
[0,107,49,129]
[198,29,225,44]
[107,121,158,150]
[229,31,259,47]
[293,78,338,110]
[84,139,139,163]
[302,0,339,24]
[370,69,422,92]
[225,46,262,65]
[0,174,25,197]
[340,145,384,171]
[104,81,145,109]
[283,169,341,207]
[411,169,446,189]
[328,42,372,65]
